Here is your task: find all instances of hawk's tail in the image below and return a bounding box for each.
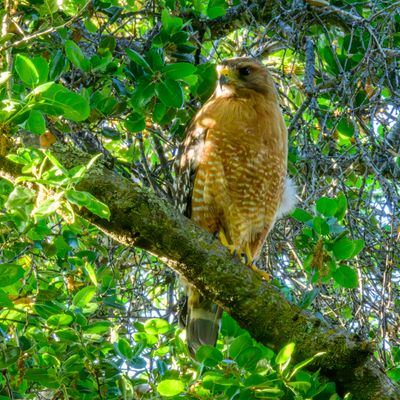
[180,286,222,356]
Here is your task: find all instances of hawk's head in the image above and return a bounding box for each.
[215,57,277,98]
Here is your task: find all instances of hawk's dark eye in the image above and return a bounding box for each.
[239,67,251,77]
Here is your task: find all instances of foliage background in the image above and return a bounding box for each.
[0,0,399,398]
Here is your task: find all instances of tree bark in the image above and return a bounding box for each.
[0,144,399,400]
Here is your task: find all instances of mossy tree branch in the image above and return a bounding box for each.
[0,143,399,400]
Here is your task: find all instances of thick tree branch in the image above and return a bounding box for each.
[0,144,399,400]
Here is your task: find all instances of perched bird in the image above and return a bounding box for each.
[175,57,296,356]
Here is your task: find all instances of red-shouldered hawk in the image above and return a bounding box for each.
[175,57,296,356]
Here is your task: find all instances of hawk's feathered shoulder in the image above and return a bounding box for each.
[174,118,208,217]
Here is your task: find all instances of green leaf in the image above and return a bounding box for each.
[63,354,84,372]
[0,263,25,287]
[289,352,326,378]
[73,285,96,307]
[32,56,49,84]
[146,48,164,71]
[299,289,319,309]
[162,62,196,80]
[157,380,185,397]
[153,102,167,123]
[15,54,39,86]
[161,10,183,34]
[32,197,61,219]
[291,208,313,223]
[312,216,330,235]
[203,371,233,388]
[34,302,63,319]
[84,263,98,286]
[332,237,355,260]
[84,19,98,33]
[0,290,13,307]
[333,266,358,288]
[24,368,58,388]
[26,110,46,135]
[196,345,223,367]
[351,239,365,258]
[335,192,347,220]
[236,346,262,370]
[44,150,69,175]
[117,338,133,359]
[65,190,110,220]
[388,368,400,381]
[156,79,184,108]
[230,334,253,359]
[5,186,35,209]
[275,342,295,365]
[134,332,158,347]
[49,50,67,81]
[124,112,146,132]
[126,49,152,72]
[130,356,147,369]
[252,387,284,397]
[337,118,354,138]
[60,0,87,16]
[287,381,312,392]
[47,313,74,326]
[0,346,20,368]
[130,80,156,109]
[55,328,79,342]
[316,197,338,217]
[207,0,227,19]
[37,83,90,121]
[50,90,90,122]
[83,321,111,334]
[65,40,90,72]
[144,318,169,334]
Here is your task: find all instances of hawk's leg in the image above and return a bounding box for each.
[217,229,237,255]
[218,230,270,281]
[242,244,270,281]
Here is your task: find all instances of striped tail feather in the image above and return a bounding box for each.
[180,286,222,356]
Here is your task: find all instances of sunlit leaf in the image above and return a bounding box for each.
[144,318,169,334]
[0,263,25,287]
[47,314,74,326]
[157,380,185,397]
[275,342,295,365]
[73,285,96,307]
[15,54,39,86]
[32,197,61,219]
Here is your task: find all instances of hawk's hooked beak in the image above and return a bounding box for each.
[217,66,236,88]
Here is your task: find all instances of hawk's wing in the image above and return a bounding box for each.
[174,121,208,218]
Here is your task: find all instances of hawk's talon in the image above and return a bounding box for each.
[218,230,236,255]
[249,263,270,281]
